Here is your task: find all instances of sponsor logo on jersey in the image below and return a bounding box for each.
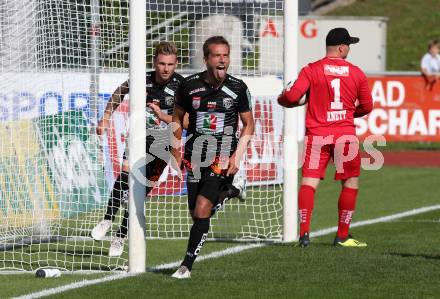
[146,83,153,87]
[324,64,349,76]
[164,86,175,96]
[192,96,201,109]
[204,113,217,131]
[165,96,174,107]
[221,85,238,99]
[207,101,216,110]
[223,97,233,109]
[189,87,206,95]
[196,112,225,134]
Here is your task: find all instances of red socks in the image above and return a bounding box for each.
[337,187,358,239]
[298,185,315,237]
[298,185,358,239]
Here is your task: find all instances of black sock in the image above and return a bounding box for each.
[104,171,129,221]
[181,217,210,271]
[115,186,151,239]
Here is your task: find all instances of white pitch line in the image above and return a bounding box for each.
[11,273,137,299]
[310,204,440,238]
[386,220,440,223]
[150,243,265,271]
[150,204,440,271]
[14,204,440,299]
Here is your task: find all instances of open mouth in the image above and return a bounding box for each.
[215,65,226,77]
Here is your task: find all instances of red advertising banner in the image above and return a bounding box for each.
[356,76,440,142]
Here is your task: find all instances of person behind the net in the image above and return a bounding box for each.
[170,36,254,279]
[420,39,440,91]
[90,41,185,257]
[278,28,373,248]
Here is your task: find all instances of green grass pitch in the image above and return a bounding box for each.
[1,165,439,298]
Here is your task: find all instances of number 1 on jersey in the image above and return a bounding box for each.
[330,78,343,110]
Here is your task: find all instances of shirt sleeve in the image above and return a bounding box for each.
[237,82,252,113]
[277,67,311,107]
[420,54,430,71]
[354,71,373,118]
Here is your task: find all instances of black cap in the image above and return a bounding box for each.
[326,28,359,46]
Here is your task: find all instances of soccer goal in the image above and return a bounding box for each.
[0,0,298,273]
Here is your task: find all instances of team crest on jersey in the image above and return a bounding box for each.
[165,96,174,107]
[324,64,349,76]
[223,97,233,109]
[192,96,201,109]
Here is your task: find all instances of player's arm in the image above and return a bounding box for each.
[228,86,255,176]
[170,81,188,176]
[182,113,189,130]
[147,103,189,129]
[147,102,172,124]
[277,68,310,108]
[354,74,373,118]
[170,104,185,176]
[97,80,129,135]
[227,111,254,176]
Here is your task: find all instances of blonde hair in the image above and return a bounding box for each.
[154,41,178,57]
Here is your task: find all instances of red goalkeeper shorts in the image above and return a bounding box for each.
[301,135,360,180]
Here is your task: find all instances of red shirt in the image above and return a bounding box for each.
[279,56,373,139]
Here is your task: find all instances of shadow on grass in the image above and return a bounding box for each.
[148,268,176,276]
[269,240,334,248]
[388,252,440,260]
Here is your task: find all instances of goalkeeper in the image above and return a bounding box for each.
[170,36,254,279]
[91,41,184,256]
[278,28,373,248]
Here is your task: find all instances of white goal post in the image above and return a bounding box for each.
[283,0,299,243]
[128,0,147,274]
[0,0,298,273]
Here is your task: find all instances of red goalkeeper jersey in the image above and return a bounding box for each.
[279,56,373,138]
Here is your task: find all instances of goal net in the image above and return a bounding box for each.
[0,0,286,272]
